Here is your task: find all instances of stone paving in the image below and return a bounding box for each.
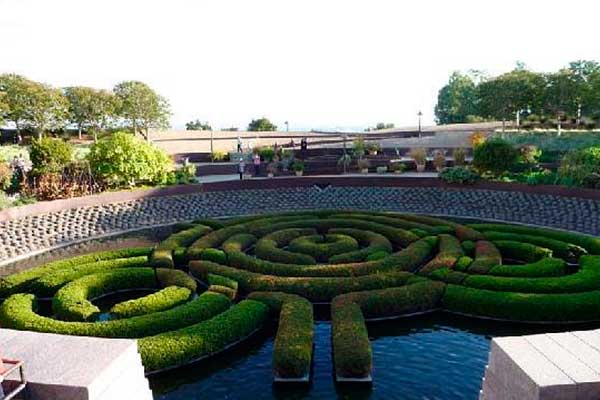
[0,186,598,264]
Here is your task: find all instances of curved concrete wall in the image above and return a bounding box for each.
[0,177,598,267]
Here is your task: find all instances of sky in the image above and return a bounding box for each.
[0,0,599,131]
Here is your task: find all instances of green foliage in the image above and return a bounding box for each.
[87,131,173,187]
[467,241,502,274]
[481,231,587,260]
[113,80,171,139]
[559,146,600,186]
[247,118,277,132]
[288,234,359,263]
[29,137,73,175]
[493,240,552,263]
[473,138,519,175]
[331,299,371,379]
[64,86,117,140]
[439,166,480,185]
[419,234,464,275]
[488,258,567,278]
[185,119,212,131]
[442,283,600,322]
[0,247,152,297]
[111,286,192,319]
[434,71,478,124]
[207,274,239,290]
[248,292,313,379]
[0,291,230,338]
[199,248,227,264]
[138,299,269,372]
[454,256,473,272]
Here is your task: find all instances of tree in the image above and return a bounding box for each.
[185,119,212,131]
[568,60,600,122]
[0,74,35,136]
[376,122,395,130]
[543,69,580,132]
[65,87,117,142]
[434,72,478,124]
[27,84,68,138]
[113,81,171,141]
[0,91,7,126]
[247,117,277,132]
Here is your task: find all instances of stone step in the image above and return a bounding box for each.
[95,360,152,400]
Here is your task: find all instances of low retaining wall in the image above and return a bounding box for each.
[0,177,597,265]
[0,329,152,400]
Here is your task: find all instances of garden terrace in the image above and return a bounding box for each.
[2,209,600,388]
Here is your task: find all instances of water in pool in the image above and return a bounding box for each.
[149,312,592,400]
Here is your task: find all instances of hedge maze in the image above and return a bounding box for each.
[1,210,600,383]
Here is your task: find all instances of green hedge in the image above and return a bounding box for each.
[488,258,567,277]
[454,256,473,272]
[493,240,552,263]
[30,256,150,297]
[138,299,269,372]
[151,224,214,268]
[481,231,587,260]
[463,256,600,294]
[52,268,194,321]
[327,213,450,234]
[0,291,230,338]
[427,268,468,284]
[328,228,392,264]
[468,241,502,274]
[332,280,444,319]
[288,234,359,263]
[198,248,228,264]
[0,247,152,297]
[255,229,317,265]
[248,292,313,379]
[397,214,484,241]
[419,234,463,275]
[207,273,239,290]
[225,237,436,278]
[110,286,192,319]
[331,299,371,379]
[468,223,600,255]
[442,284,600,322]
[190,260,419,302]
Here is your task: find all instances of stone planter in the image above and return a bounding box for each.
[361,168,369,174]
[368,150,378,156]
[416,164,426,172]
[267,172,274,178]
[295,170,304,177]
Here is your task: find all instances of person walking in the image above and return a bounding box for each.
[252,152,261,177]
[238,157,245,180]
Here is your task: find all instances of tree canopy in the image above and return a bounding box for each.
[64,86,118,141]
[185,119,212,131]
[434,72,478,124]
[247,117,277,132]
[113,81,171,141]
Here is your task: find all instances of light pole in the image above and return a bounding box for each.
[417,110,423,138]
[210,129,214,162]
[285,121,289,132]
[342,134,348,174]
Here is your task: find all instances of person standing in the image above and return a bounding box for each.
[238,157,245,180]
[252,152,261,177]
[237,135,243,152]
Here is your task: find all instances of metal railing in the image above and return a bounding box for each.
[1,358,27,400]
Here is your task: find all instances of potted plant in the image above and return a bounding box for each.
[433,150,446,172]
[266,162,276,178]
[389,161,405,174]
[337,154,352,173]
[292,159,305,176]
[352,136,366,158]
[366,142,381,156]
[357,158,370,174]
[409,147,427,172]
[453,147,466,166]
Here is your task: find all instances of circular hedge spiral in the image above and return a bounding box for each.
[1,210,600,382]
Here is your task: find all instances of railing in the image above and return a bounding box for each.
[1,358,27,400]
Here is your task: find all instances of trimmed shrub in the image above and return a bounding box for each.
[333,280,444,320]
[288,234,359,263]
[461,240,475,256]
[427,268,468,284]
[0,248,152,297]
[30,256,150,297]
[365,251,389,261]
[223,237,436,278]
[138,300,269,372]
[468,241,501,274]
[439,167,480,185]
[111,286,192,319]
[151,224,214,268]
[248,292,313,379]
[467,223,600,255]
[150,249,174,269]
[492,240,552,263]
[331,299,371,379]
[419,234,463,275]
[255,229,318,265]
[398,214,483,241]
[199,248,227,265]
[190,261,418,302]
[207,273,239,290]
[328,228,392,264]
[52,268,193,321]
[488,258,567,278]
[29,137,73,175]
[442,284,600,322]
[207,285,237,300]
[328,213,444,234]
[481,231,587,260]
[473,138,519,175]
[0,291,230,338]
[454,256,473,272]
[463,256,600,294]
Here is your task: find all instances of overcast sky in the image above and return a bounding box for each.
[1,0,598,131]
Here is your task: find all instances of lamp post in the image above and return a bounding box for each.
[417,110,423,138]
[285,121,289,132]
[342,134,348,174]
[210,129,214,162]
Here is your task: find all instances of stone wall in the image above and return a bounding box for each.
[0,184,598,266]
